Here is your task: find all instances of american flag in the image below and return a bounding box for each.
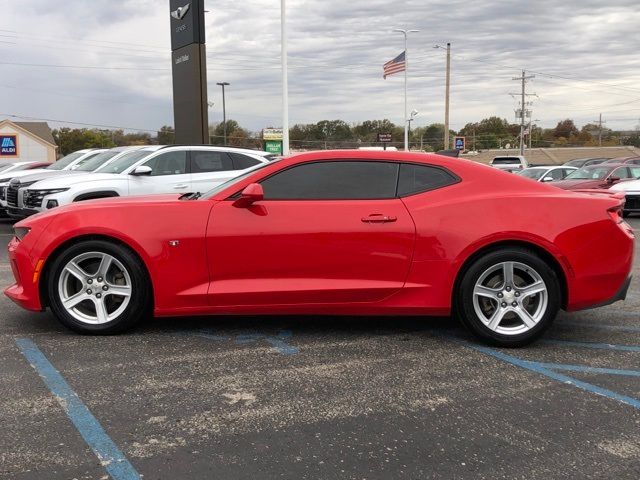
[383,51,406,79]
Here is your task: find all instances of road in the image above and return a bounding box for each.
[1,216,639,479]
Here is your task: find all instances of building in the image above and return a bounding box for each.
[0,119,57,163]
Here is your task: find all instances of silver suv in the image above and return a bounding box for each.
[490,155,529,172]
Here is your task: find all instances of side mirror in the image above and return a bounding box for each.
[233,183,264,208]
[131,165,152,176]
[607,176,620,184]
[541,176,554,182]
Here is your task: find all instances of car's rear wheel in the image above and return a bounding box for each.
[456,248,560,347]
[47,239,151,334]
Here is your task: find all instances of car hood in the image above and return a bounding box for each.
[26,172,126,189]
[610,179,640,192]
[7,170,85,185]
[0,168,50,184]
[550,179,606,190]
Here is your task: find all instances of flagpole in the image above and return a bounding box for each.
[394,29,419,151]
[281,0,289,155]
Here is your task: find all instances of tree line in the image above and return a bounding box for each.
[52,117,640,155]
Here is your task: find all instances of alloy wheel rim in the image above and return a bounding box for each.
[472,261,548,336]
[57,251,132,324]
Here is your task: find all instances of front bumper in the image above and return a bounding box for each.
[6,207,38,220]
[4,237,43,311]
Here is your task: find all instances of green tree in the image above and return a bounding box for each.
[157,126,175,145]
[553,119,579,139]
[52,128,115,155]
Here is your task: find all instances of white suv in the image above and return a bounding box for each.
[14,146,274,217]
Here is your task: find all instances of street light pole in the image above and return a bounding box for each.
[216,82,230,144]
[393,28,419,151]
[281,0,289,155]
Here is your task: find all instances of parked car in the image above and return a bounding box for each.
[490,155,528,172]
[550,164,640,190]
[0,160,51,174]
[5,146,143,219]
[0,161,53,217]
[516,166,577,182]
[609,178,640,217]
[601,156,640,165]
[563,157,609,168]
[5,151,633,347]
[10,146,274,218]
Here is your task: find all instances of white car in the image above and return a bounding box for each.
[13,145,274,217]
[4,146,144,219]
[610,178,640,216]
[1,149,105,215]
[515,165,577,182]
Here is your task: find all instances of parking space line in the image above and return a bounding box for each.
[533,362,640,377]
[558,321,640,333]
[463,342,640,410]
[541,339,640,352]
[15,338,140,480]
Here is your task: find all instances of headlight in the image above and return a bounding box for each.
[14,226,30,241]
[26,188,70,196]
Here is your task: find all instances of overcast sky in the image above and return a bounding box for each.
[1,0,639,134]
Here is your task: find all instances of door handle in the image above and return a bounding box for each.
[361,214,397,223]
[173,184,189,189]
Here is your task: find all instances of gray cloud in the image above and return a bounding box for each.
[1,0,639,134]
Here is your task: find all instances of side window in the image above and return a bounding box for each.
[230,153,260,170]
[261,161,399,200]
[614,167,632,179]
[548,169,564,180]
[629,166,640,178]
[562,168,574,178]
[397,163,458,197]
[142,151,187,176]
[191,151,233,173]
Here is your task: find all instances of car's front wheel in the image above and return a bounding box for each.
[456,247,560,347]
[47,239,151,334]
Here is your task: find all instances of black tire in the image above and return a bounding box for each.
[47,239,152,334]
[455,247,560,347]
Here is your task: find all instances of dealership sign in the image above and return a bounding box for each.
[0,134,17,156]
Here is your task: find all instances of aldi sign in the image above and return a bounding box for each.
[0,134,18,156]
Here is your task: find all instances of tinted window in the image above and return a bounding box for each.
[143,151,187,176]
[74,150,121,172]
[612,167,632,179]
[492,157,523,165]
[398,164,457,196]
[548,168,565,180]
[230,153,260,170]
[191,151,233,173]
[261,161,399,200]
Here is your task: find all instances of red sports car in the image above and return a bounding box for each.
[5,151,634,346]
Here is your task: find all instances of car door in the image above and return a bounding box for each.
[205,160,416,306]
[189,150,238,193]
[128,150,190,195]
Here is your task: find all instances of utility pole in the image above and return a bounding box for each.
[511,70,535,156]
[216,82,230,144]
[592,113,607,147]
[444,42,451,150]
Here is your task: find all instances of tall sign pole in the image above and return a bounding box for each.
[393,29,419,151]
[281,0,289,155]
[170,0,209,144]
[444,43,451,150]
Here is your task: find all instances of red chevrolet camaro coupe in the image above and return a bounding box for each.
[5,151,634,346]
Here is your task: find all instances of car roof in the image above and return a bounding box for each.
[157,145,272,156]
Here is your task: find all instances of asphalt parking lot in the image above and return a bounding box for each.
[1,217,639,480]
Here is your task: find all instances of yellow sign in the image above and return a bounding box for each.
[263,128,283,141]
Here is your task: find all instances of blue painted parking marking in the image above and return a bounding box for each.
[16,338,140,480]
[558,321,640,333]
[194,329,299,355]
[463,342,640,410]
[532,362,640,377]
[541,339,640,352]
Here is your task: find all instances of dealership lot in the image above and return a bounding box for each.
[0,217,639,479]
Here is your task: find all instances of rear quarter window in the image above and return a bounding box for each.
[397,164,458,196]
[492,157,523,165]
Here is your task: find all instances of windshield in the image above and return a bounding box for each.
[47,151,86,171]
[517,169,545,180]
[565,166,611,180]
[74,150,121,172]
[94,150,152,174]
[201,162,273,199]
